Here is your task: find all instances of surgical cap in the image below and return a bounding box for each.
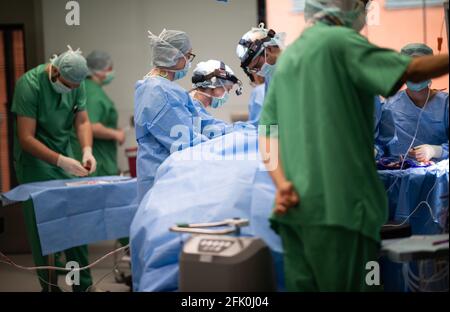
[148,29,192,68]
[192,60,235,89]
[304,0,366,28]
[50,46,89,84]
[236,23,286,62]
[401,43,433,57]
[86,50,113,72]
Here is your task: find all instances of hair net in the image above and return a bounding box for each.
[304,0,367,30]
[148,29,192,68]
[50,45,89,84]
[86,50,113,73]
[192,60,235,89]
[236,23,286,62]
[401,43,434,57]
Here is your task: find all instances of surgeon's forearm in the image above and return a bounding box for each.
[75,111,93,149]
[268,164,289,189]
[258,135,288,188]
[17,116,60,165]
[91,123,119,141]
[403,54,449,83]
[20,136,60,166]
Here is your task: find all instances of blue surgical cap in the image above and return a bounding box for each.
[304,0,366,30]
[148,29,192,68]
[86,50,113,72]
[401,43,434,57]
[51,46,89,84]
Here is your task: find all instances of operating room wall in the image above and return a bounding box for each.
[266,0,449,90]
[41,0,258,172]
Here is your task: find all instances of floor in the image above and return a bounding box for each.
[0,241,131,292]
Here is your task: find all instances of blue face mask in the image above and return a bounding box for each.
[48,65,72,94]
[211,92,230,109]
[173,59,191,81]
[257,62,275,79]
[256,49,275,79]
[406,80,431,92]
[102,71,115,85]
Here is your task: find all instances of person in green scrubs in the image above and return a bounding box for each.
[72,50,125,176]
[258,0,449,292]
[72,51,128,249]
[12,46,98,292]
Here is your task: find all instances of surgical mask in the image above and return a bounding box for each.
[257,50,275,78]
[102,71,115,85]
[406,80,431,92]
[48,65,72,94]
[211,92,230,109]
[173,57,191,81]
[257,63,275,78]
[196,88,230,109]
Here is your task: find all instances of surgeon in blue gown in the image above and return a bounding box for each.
[236,24,285,94]
[189,60,254,138]
[376,43,449,163]
[134,29,206,202]
[374,96,397,160]
[247,73,266,126]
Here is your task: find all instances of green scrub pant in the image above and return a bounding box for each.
[277,224,381,292]
[22,200,93,292]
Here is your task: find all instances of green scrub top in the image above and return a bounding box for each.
[11,64,87,184]
[72,78,119,176]
[259,23,412,242]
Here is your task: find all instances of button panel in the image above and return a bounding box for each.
[198,239,234,253]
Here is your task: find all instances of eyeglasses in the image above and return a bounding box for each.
[187,53,196,63]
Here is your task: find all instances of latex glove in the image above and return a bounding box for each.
[274,181,300,216]
[82,147,97,174]
[408,144,443,162]
[57,155,88,177]
[115,129,126,146]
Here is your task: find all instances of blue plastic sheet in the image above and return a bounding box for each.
[2,176,138,255]
[378,159,449,234]
[130,129,283,292]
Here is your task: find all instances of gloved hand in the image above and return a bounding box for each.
[274,181,300,216]
[57,155,89,177]
[408,144,443,162]
[82,147,97,174]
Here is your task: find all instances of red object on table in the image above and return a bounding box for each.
[125,147,138,178]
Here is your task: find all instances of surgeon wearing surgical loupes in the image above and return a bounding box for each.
[236,24,286,94]
[134,29,206,203]
[377,43,449,163]
[189,60,247,138]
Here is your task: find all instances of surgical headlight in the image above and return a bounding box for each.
[192,61,243,96]
[238,29,276,82]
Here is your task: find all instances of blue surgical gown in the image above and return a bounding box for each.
[377,90,449,160]
[374,96,398,159]
[134,76,207,202]
[191,98,256,138]
[191,98,235,138]
[247,84,266,126]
